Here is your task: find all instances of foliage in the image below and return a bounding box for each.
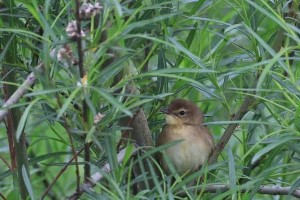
[0,0,300,199]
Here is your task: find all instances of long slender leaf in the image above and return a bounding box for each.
[16,98,41,142]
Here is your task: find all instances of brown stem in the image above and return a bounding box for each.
[0,155,11,171]
[64,116,81,192]
[208,88,256,164]
[75,0,84,77]
[4,112,16,170]
[84,142,91,181]
[0,192,7,200]
[55,93,81,193]
[75,0,90,183]
[41,148,84,200]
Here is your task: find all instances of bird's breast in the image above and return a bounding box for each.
[160,125,212,174]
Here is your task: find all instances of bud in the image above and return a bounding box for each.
[66,20,86,38]
[94,113,105,124]
[79,2,103,20]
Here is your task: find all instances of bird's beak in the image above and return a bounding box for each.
[160,108,171,115]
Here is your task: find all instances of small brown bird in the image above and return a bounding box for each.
[157,99,214,175]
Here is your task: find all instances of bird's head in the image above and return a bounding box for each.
[160,99,204,125]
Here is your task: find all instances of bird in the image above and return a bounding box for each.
[157,99,214,175]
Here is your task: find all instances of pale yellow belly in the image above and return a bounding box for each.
[163,136,210,174]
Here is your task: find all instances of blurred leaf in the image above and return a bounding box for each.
[227,144,237,197]
[289,178,300,195]
[22,165,35,200]
[90,86,132,117]
[112,0,123,16]
[251,137,296,164]
[295,105,300,132]
[85,126,96,143]
[16,98,41,142]
[157,46,168,94]
[168,37,206,68]
[25,86,77,97]
[56,87,81,120]
[123,13,177,34]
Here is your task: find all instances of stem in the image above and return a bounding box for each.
[75,0,90,183]
[2,1,29,198]
[55,93,81,193]
[208,89,256,164]
[41,148,84,200]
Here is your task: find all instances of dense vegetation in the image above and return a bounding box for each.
[1,0,300,199]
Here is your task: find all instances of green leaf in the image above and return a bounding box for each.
[22,165,35,200]
[295,105,300,132]
[85,126,96,143]
[227,144,237,193]
[121,143,134,170]
[56,87,81,120]
[251,137,295,164]
[168,37,206,68]
[90,86,132,117]
[16,98,41,142]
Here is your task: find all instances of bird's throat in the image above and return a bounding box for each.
[165,115,183,125]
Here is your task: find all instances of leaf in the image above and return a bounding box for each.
[123,13,177,34]
[90,86,132,117]
[251,137,295,164]
[227,144,237,192]
[85,126,96,143]
[111,0,123,16]
[295,104,300,132]
[168,37,206,68]
[22,165,35,200]
[56,87,81,120]
[157,46,168,94]
[121,143,134,169]
[24,86,77,97]
[0,28,50,42]
[16,98,41,142]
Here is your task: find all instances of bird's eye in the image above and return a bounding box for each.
[179,110,185,116]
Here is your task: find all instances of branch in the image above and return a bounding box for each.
[208,89,256,164]
[208,18,287,164]
[74,0,90,184]
[0,191,7,200]
[0,63,44,121]
[0,155,11,171]
[41,148,84,200]
[66,146,138,200]
[54,91,81,194]
[201,184,300,198]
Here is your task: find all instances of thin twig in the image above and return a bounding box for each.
[41,147,84,200]
[208,88,256,164]
[0,63,44,121]
[0,192,7,200]
[55,92,81,194]
[200,184,300,198]
[0,155,11,171]
[65,145,300,199]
